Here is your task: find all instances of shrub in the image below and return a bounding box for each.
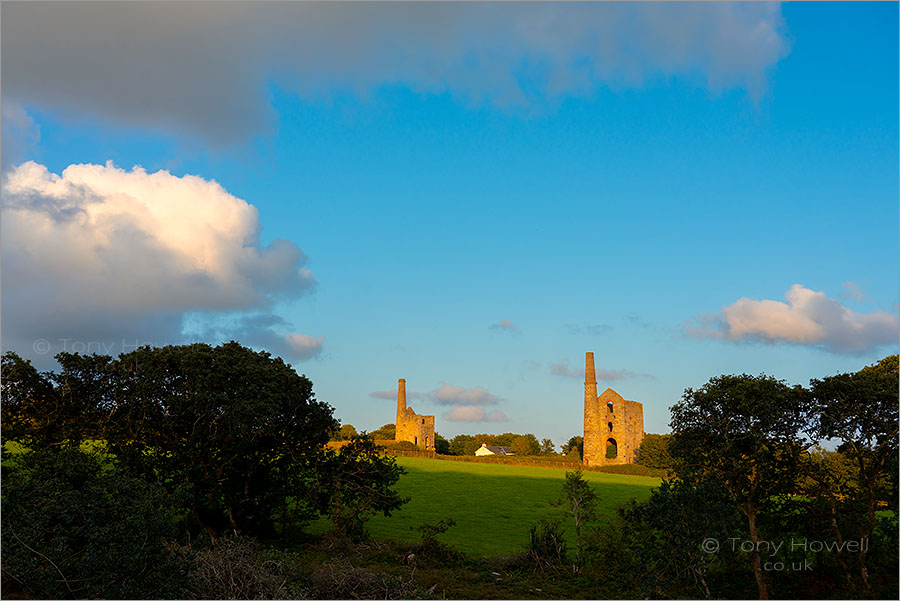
[1,448,188,599]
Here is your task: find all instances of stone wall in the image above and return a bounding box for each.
[394,378,435,449]
[582,352,644,467]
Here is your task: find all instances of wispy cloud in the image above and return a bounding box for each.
[429,382,504,406]
[685,284,898,354]
[548,359,652,381]
[443,406,508,423]
[489,319,520,333]
[564,323,613,336]
[839,281,870,303]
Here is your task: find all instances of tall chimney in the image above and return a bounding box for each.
[583,352,599,466]
[396,378,407,424]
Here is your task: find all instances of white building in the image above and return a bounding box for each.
[475,443,514,456]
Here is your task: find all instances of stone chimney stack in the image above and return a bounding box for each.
[396,378,407,423]
[583,352,600,466]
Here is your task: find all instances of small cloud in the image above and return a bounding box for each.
[284,333,325,360]
[429,382,504,406]
[839,281,869,303]
[549,361,583,379]
[549,359,652,380]
[564,323,613,336]
[685,284,898,354]
[489,319,520,332]
[443,406,508,422]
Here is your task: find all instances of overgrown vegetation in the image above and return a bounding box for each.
[2,347,896,599]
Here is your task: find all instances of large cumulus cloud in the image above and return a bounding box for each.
[1,161,320,362]
[2,2,790,146]
[686,284,898,354]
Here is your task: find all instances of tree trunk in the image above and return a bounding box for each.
[747,509,769,600]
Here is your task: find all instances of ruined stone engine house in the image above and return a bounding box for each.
[583,352,644,466]
[395,378,435,450]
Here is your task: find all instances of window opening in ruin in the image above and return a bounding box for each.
[607,401,614,413]
[414,436,418,445]
[606,438,618,459]
[608,421,613,432]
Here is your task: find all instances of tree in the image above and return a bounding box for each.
[561,436,583,460]
[808,355,898,592]
[669,374,808,600]
[367,423,396,440]
[339,424,359,440]
[636,433,673,470]
[617,478,744,599]
[433,433,451,455]
[540,438,556,455]
[1,352,112,449]
[104,342,338,537]
[511,433,541,456]
[448,434,478,456]
[557,469,598,569]
[316,436,408,541]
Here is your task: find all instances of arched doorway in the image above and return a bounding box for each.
[606,437,618,459]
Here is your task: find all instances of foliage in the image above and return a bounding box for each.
[331,423,359,441]
[808,355,899,593]
[110,342,337,537]
[528,519,568,569]
[539,437,556,455]
[605,440,617,459]
[1,352,111,449]
[557,469,598,569]
[3,343,339,538]
[635,433,673,470]
[561,436,583,460]
[613,478,745,599]
[368,423,396,440]
[669,373,808,600]
[434,432,451,454]
[1,448,188,599]
[317,436,409,541]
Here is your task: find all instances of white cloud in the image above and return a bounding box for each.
[443,406,508,423]
[1,161,317,362]
[3,2,790,146]
[686,284,899,354]
[429,382,504,406]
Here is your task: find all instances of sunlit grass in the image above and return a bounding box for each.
[311,456,660,556]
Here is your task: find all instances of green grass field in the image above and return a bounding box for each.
[312,457,661,556]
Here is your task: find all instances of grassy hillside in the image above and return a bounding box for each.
[311,456,660,556]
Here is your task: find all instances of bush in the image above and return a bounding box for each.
[528,519,568,568]
[1,448,188,599]
[636,433,672,470]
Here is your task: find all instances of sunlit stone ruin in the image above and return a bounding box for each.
[394,378,435,450]
[582,352,644,466]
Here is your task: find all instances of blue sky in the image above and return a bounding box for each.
[2,2,897,445]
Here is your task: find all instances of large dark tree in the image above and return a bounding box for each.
[808,355,898,592]
[106,342,338,537]
[669,374,808,600]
